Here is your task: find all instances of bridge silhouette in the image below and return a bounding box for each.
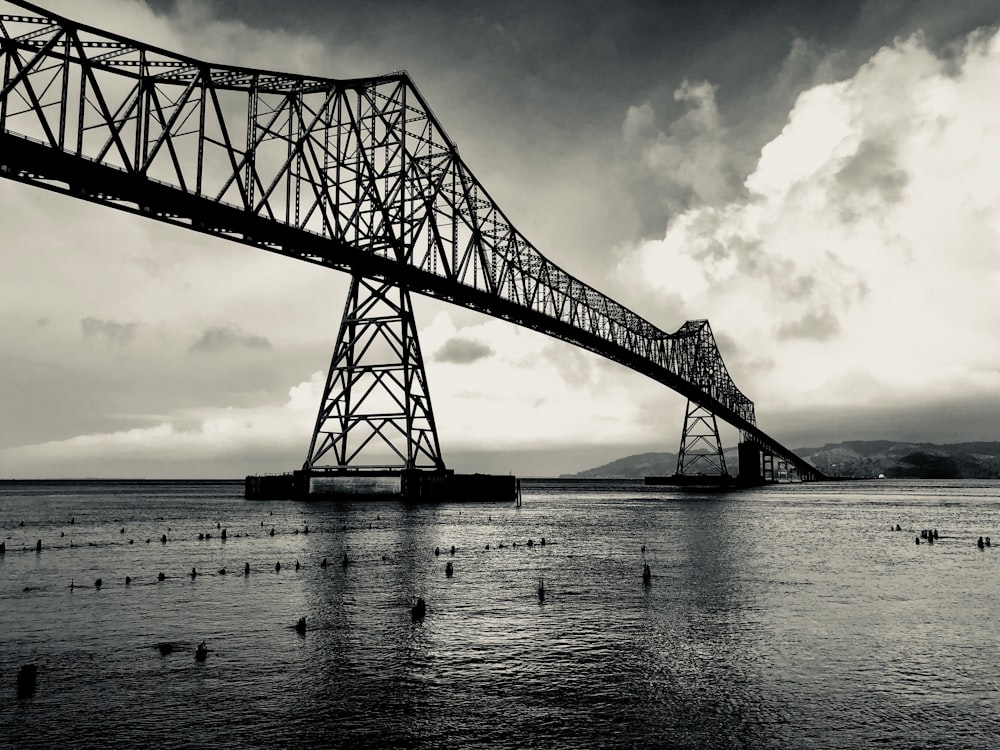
[0,1,824,487]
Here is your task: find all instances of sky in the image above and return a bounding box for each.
[2,0,1000,478]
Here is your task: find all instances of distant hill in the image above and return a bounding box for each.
[565,441,1000,479]
[563,451,678,479]
[800,440,1000,479]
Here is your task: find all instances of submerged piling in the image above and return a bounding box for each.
[411,597,426,621]
[16,664,37,698]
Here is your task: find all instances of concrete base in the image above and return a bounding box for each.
[244,472,306,500]
[738,441,764,485]
[245,468,517,502]
[644,474,739,488]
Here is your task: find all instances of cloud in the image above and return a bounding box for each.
[619,27,1000,416]
[189,325,272,353]
[623,80,741,219]
[81,317,138,345]
[0,372,325,477]
[833,139,909,213]
[420,311,667,451]
[776,309,840,342]
[435,337,493,364]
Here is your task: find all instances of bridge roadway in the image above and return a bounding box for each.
[0,1,824,480]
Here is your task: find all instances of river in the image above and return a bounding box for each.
[1,478,998,748]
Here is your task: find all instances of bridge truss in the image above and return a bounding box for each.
[0,0,823,480]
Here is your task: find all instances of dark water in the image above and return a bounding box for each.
[1,478,998,748]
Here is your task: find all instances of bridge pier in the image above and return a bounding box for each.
[734,441,808,485]
[737,441,764,486]
[244,468,517,501]
[246,273,516,501]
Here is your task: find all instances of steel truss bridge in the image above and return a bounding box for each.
[0,1,824,482]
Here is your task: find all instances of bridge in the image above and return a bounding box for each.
[0,1,824,490]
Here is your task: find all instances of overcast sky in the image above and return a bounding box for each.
[2,0,1000,478]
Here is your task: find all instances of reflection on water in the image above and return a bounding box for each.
[1,479,999,748]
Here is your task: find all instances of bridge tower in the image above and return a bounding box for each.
[305,275,445,473]
[675,399,730,478]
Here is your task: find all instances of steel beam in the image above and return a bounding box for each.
[305,274,444,472]
[676,400,729,477]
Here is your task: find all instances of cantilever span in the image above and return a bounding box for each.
[0,1,823,480]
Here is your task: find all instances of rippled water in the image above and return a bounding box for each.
[1,478,999,748]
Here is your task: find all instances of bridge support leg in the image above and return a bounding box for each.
[304,274,445,473]
[777,457,790,481]
[737,441,763,486]
[675,400,730,478]
[761,451,775,483]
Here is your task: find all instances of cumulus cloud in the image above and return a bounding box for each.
[189,325,271,353]
[435,337,493,364]
[81,316,138,345]
[619,28,1000,414]
[623,80,742,217]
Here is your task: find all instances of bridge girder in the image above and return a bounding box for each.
[0,0,824,480]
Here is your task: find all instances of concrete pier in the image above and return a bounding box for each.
[643,474,740,488]
[737,441,764,485]
[245,468,517,502]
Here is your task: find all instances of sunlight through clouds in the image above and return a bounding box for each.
[620,28,1000,414]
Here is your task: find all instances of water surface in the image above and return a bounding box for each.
[1,478,998,748]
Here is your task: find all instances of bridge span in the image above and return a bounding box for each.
[0,1,824,485]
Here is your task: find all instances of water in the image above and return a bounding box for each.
[1,478,998,748]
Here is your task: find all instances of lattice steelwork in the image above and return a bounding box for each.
[305,274,444,471]
[0,1,823,480]
[675,400,729,477]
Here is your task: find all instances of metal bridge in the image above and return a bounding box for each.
[0,1,824,482]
